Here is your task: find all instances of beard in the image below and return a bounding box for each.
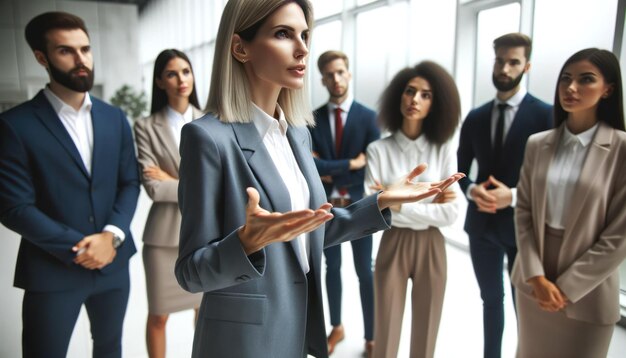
[46,55,94,92]
[492,71,524,92]
[329,86,348,100]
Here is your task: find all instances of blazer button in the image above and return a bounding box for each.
[88,216,94,223]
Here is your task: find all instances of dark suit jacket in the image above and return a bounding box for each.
[175,114,391,357]
[0,90,140,292]
[310,101,379,200]
[457,93,552,237]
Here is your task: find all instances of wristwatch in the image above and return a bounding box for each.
[112,233,123,249]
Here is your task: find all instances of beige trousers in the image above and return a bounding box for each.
[372,227,447,358]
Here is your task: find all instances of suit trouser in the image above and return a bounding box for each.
[323,234,374,340]
[373,227,446,358]
[22,266,130,358]
[468,217,517,358]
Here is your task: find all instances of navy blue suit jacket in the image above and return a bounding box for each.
[310,101,379,200]
[457,93,552,237]
[0,90,139,292]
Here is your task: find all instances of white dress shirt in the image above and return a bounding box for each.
[326,96,354,199]
[166,105,193,147]
[43,86,125,240]
[466,87,528,207]
[252,104,311,273]
[364,131,460,230]
[546,123,598,229]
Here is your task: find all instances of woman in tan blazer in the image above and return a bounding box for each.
[133,49,204,358]
[513,48,626,358]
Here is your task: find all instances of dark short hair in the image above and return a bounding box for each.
[25,11,89,53]
[150,49,201,114]
[493,32,532,60]
[378,61,460,144]
[317,50,349,73]
[554,48,625,131]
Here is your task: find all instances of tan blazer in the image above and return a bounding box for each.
[512,121,626,325]
[133,106,204,247]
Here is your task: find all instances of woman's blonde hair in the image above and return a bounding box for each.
[206,0,314,126]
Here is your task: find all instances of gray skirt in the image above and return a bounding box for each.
[516,226,614,358]
[143,245,202,315]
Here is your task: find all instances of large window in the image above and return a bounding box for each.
[473,3,521,106]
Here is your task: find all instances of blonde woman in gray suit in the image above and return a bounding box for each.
[133,49,203,358]
[513,48,626,358]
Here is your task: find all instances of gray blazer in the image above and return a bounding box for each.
[513,121,626,325]
[175,113,391,358]
[133,106,203,247]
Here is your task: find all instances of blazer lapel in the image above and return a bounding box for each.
[317,106,335,158]
[563,122,613,238]
[153,109,181,170]
[33,92,90,178]
[533,126,562,256]
[231,122,291,214]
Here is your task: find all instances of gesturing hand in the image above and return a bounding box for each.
[238,188,334,255]
[376,163,465,210]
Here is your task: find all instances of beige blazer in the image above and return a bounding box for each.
[512,121,626,325]
[133,106,204,247]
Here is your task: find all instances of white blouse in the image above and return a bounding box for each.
[364,131,460,230]
[166,105,193,147]
[252,104,311,273]
[546,123,598,229]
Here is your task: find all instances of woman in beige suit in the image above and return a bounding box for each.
[133,49,203,358]
[513,48,626,358]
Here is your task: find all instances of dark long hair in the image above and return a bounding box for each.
[378,61,460,144]
[554,48,625,131]
[150,49,201,115]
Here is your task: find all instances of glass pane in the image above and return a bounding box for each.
[356,0,378,6]
[473,3,521,107]
[309,21,343,109]
[314,0,343,19]
[355,4,409,109]
[530,0,617,102]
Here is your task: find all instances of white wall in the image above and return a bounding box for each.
[0,0,141,109]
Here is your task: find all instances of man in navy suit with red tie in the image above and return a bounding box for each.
[457,33,552,358]
[0,12,139,357]
[309,50,380,356]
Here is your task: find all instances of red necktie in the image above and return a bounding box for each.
[334,107,343,157]
[334,107,347,196]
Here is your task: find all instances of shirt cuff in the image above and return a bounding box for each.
[510,187,517,208]
[466,183,476,201]
[103,225,125,241]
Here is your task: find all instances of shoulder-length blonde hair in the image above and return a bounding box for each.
[206,0,314,126]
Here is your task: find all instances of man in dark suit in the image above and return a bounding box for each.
[309,50,380,356]
[457,33,552,358]
[0,12,139,357]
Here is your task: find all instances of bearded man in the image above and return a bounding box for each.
[457,33,552,358]
[0,11,139,358]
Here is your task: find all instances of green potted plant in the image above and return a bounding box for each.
[110,84,147,122]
